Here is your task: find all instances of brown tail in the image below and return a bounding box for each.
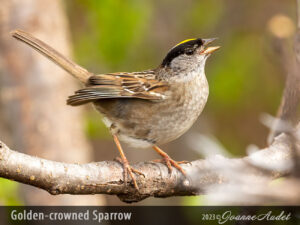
[11,29,91,84]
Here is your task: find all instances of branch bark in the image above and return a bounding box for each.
[0,133,294,203]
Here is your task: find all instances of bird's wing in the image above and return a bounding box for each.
[67,71,169,106]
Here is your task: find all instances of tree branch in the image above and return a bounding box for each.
[0,133,294,203]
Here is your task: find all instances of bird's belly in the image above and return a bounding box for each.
[113,79,209,147]
[96,76,209,148]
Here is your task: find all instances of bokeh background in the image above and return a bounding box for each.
[0,0,297,206]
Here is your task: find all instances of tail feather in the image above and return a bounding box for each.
[11,29,91,83]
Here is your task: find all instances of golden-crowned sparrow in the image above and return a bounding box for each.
[11,30,220,190]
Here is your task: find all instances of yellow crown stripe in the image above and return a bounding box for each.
[174,38,197,47]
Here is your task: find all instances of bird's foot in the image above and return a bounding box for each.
[152,156,188,175]
[115,157,144,190]
[152,159,189,165]
[152,145,188,176]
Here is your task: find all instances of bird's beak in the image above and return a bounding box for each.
[203,38,218,46]
[202,46,221,54]
[201,38,221,54]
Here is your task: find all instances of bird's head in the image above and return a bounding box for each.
[160,38,220,77]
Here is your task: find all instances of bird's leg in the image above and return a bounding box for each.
[113,135,143,190]
[152,145,187,175]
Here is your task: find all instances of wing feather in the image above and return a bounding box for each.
[67,71,169,106]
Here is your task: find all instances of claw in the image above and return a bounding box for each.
[115,156,144,190]
[152,146,188,176]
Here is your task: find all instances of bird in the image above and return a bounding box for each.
[11,30,220,190]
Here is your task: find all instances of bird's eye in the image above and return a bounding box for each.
[185,49,194,55]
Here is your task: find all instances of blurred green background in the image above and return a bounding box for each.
[1,0,297,205]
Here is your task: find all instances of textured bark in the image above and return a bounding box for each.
[0,133,297,203]
[0,0,103,205]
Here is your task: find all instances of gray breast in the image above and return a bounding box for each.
[147,75,209,145]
